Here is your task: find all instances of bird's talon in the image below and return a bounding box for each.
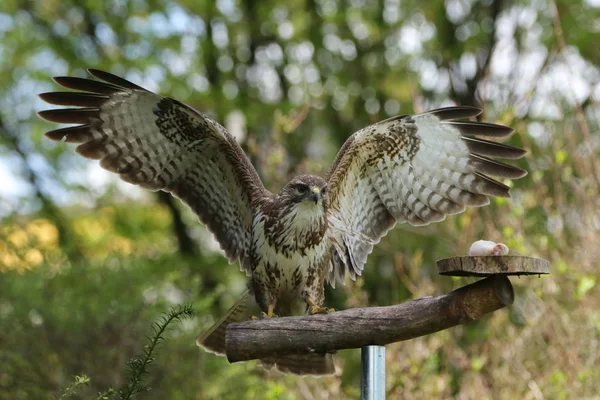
[260,311,279,319]
[309,305,334,315]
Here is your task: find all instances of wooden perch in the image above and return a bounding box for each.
[226,276,514,363]
[437,256,550,277]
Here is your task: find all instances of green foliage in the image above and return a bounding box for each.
[55,375,90,400]
[51,306,197,400]
[118,305,197,399]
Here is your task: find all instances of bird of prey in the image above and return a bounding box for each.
[38,69,527,375]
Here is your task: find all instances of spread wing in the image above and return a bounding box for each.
[38,69,269,271]
[326,106,527,284]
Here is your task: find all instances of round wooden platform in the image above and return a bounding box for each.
[436,256,550,277]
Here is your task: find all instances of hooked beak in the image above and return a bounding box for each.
[311,187,321,204]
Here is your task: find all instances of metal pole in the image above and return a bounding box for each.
[361,345,386,400]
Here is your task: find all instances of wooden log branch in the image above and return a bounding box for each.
[226,276,514,363]
[437,256,550,277]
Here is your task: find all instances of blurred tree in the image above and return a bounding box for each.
[0,0,599,399]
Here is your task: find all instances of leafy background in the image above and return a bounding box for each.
[1,0,599,399]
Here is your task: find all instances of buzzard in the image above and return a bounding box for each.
[38,69,526,375]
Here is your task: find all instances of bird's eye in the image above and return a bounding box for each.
[321,187,327,195]
[295,185,308,195]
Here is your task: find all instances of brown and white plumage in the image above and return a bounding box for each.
[38,69,527,376]
[39,70,266,272]
[325,108,526,284]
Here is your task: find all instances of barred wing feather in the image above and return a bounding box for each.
[326,107,526,284]
[38,69,268,271]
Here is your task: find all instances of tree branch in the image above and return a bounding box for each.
[156,191,197,257]
[0,116,82,258]
[226,276,514,363]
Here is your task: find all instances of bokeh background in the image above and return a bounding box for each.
[1,0,599,399]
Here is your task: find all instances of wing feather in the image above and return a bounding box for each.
[52,76,123,94]
[443,121,514,138]
[39,69,268,270]
[326,106,526,282]
[462,136,526,159]
[39,92,110,107]
[87,68,149,90]
[38,108,101,124]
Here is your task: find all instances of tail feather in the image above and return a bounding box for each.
[261,353,336,376]
[196,290,256,354]
[197,291,336,376]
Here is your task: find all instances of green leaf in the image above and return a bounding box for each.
[576,276,596,300]
[555,150,568,165]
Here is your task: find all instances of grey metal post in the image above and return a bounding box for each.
[361,345,386,400]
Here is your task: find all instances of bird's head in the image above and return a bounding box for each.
[280,174,328,208]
